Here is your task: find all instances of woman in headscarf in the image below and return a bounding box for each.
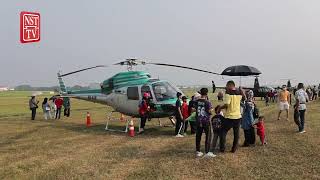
[42,97,52,120]
[241,90,256,147]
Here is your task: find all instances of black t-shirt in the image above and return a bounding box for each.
[175,99,182,118]
[195,99,212,124]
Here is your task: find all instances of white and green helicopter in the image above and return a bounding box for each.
[57,59,220,131]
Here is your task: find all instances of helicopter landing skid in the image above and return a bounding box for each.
[105,111,132,133]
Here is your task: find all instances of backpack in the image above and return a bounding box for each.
[211,115,223,131]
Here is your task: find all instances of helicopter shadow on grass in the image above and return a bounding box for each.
[50,122,126,136]
[49,120,177,137]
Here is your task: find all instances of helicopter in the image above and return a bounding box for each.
[57,59,221,121]
[240,77,275,98]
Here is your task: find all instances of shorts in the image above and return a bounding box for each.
[279,101,290,111]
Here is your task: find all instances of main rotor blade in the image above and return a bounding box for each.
[147,63,220,75]
[58,65,107,77]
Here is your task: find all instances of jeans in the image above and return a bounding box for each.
[208,130,220,153]
[184,120,189,133]
[196,122,210,153]
[220,118,241,152]
[298,110,306,132]
[55,108,62,119]
[140,116,147,129]
[64,108,70,117]
[31,108,37,120]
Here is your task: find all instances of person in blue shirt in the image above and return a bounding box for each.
[241,97,256,147]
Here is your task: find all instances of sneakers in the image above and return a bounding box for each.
[138,128,145,134]
[196,151,204,157]
[175,134,184,138]
[299,130,306,134]
[204,152,217,158]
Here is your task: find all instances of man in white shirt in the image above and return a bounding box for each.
[295,83,309,133]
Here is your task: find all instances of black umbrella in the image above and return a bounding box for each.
[221,65,262,86]
[221,65,261,76]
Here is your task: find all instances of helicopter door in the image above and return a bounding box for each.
[121,86,140,115]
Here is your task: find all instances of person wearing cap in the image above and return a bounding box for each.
[277,85,290,121]
[138,92,150,133]
[295,83,309,133]
[29,96,39,120]
[175,92,184,137]
[219,80,246,153]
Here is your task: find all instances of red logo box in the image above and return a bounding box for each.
[20,11,40,43]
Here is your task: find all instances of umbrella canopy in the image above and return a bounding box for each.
[221,65,261,76]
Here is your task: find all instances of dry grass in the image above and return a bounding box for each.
[0,91,319,180]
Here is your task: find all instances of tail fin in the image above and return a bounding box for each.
[57,72,67,94]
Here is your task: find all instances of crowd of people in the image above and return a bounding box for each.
[29,80,312,158]
[28,95,71,120]
[167,81,310,158]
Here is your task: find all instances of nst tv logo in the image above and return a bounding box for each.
[20,11,40,43]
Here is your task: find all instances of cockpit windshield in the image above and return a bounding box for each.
[152,81,178,101]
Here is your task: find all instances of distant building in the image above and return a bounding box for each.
[0,86,9,91]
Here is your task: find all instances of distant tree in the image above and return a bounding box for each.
[14,85,33,91]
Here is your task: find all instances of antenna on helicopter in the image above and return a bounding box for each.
[113,58,146,71]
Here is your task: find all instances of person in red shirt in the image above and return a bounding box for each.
[181,96,189,135]
[254,116,267,145]
[54,96,64,119]
[138,93,150,134]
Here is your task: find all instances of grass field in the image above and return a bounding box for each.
[0,91,319,180]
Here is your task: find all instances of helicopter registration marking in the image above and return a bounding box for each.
[88,96,97,100]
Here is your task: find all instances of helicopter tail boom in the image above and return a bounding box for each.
[57,72,68,94]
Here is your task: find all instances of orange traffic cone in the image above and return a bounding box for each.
[86,112,91,127]
[128,119,135,137]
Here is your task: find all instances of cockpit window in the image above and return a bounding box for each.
[152,82,177,101]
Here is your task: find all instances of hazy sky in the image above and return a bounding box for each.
[1,0,320,87]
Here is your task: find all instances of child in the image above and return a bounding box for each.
[206,105,224,157]
[181,96,189,135]
[254,116,267,145]
[195,88,213,157]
